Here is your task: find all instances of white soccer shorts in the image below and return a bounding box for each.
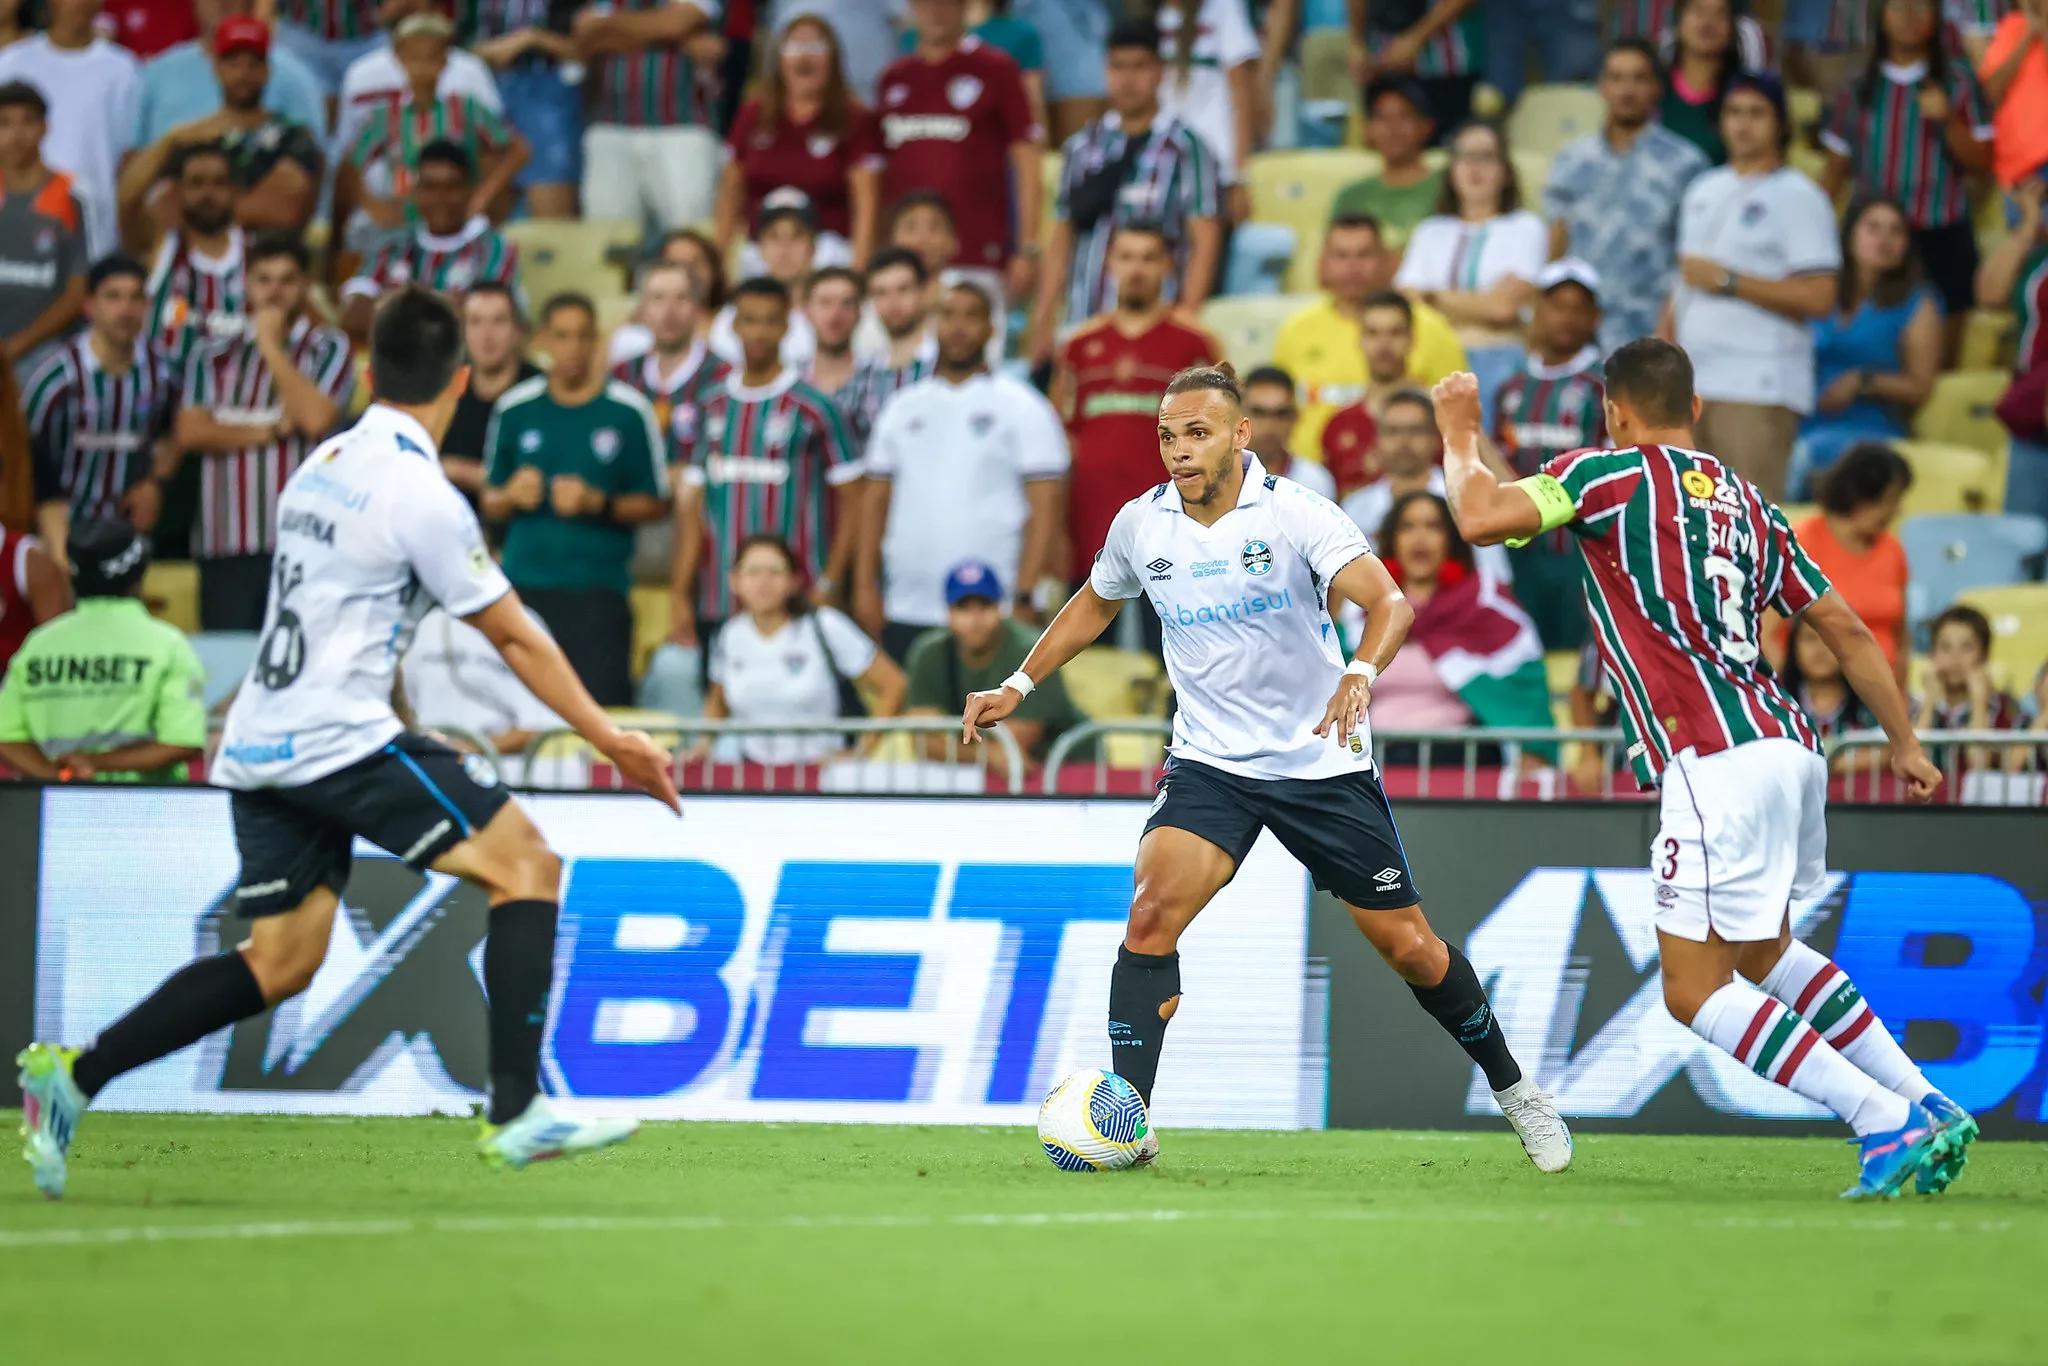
[1651,738,1830,944]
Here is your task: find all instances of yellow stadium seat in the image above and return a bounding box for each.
[1062,646,1169,768]
[1510,150,1553,204]
[595,290,637,345]
[1246,149,1380,290]
[504,218,642,307]
[1506,84,1605,159]
[1299,29,1358,108]
[142,561,198,634]
[1957,310,2017,371]
[345,351,371,418]
[1913,367,2012,463]
[1788,86,1823,134]
[1891,440,1995,515]
[1199,293,1316,371]
[629,584,670,681]
[1543,648,1578,699]
[1955,583,2048,691]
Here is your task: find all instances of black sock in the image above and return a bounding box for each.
[1107,945,1181,1108]
[484,899,558,1125]
[72,951,267,1099]
[1407,942,1522,1092]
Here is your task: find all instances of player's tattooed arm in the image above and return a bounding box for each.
[1431,372,1545,546]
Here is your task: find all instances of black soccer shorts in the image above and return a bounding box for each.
[228,731,513,916]
[1141,755,1421,909]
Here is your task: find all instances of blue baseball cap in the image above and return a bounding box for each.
[945,561,1004,606]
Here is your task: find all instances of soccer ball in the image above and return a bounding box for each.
[1037,1069,1150,1171]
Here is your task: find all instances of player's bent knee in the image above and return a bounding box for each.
[1661,976,1709,1027]
[239,893,338,1003]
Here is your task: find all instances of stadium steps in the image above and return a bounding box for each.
[1954,582,2048,691]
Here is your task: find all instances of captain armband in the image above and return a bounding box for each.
[1503,474,1577,550]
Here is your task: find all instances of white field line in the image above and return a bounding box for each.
[0,1205,2030,1251]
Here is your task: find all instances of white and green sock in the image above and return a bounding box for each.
[1690,980,1909,1137]
[1759,940,1935,1103]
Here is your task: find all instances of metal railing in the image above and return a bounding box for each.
[517,717,1029,794]
[1829,729,2046,806]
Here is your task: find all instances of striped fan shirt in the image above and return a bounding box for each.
[342,217,522,307]
[147,227,250,375]
[590,0,719,129]
[182,318,356,558]
[1492,346,1606,555]
[1369,11,1484,78]
[273,0,378,42]
[1533,444,1832,786]
[1053,111,1221,323]
[459,0,556,41]
[23,337,179,521]
[609,340,728,462]
[680,369,860,619]
[836,353,935,450]
[2008,243,2048,375]
[1821,61,1993,230]
[345,94,515,200]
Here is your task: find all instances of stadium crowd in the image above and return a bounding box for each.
[0,0,2045,795]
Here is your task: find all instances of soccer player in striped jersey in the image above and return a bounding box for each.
[146,143,249,374]
[1437,341,1977,1199]
[25,257,180,568]
[676,277,860,646]
[340,139,523,342]
[170,232,355,631]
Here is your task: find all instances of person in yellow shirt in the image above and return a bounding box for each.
[1270,213,1466,463]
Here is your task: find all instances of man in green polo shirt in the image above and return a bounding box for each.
[0,518,206,783]
[905,562,1084,780]
[481,291,670,705]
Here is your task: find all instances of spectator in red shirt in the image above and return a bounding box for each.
[876,0,1044,302]
[716,15,883,273]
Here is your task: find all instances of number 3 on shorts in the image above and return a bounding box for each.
[1659,837,1679,880]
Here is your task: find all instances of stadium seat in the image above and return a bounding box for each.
[1957,310,2017,372]
[1061,646,1169,768]
[629,584,670,680]
[1298,28,1357,108]
[345,351,371,418]
[504,219,641,306]
[1900,513,2048,643]
[1511,150,1554,204]
[595,289,637,344]
[188,632,259,709]
[1891,440,1995,515]
[1245,149,1379,291]
[1506,85,1604,159]
[1223,222,1297,296]
[142,561,198,633]
[1913,367,2013,485]
[1955,582,2048,690]
[1788,86,1823,134]
[1200,293,1315,371]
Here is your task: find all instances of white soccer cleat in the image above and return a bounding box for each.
[1494,1077,1573,1173]
[17,1043,87,1200]
[477,1095,639,1171]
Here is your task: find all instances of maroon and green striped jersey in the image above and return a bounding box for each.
[590,0,718,129]
[274,0,379,43]
[343,219,523,307]
[147,227,250,375]
[609,341,728,462]
[1528,444,1832,786]
[1493,347,1606,554]
[2010,242,2048,376]
[680,370,860,618]
[1821,61,1993,230]
[346,94,515,199]
[22,337,180,522]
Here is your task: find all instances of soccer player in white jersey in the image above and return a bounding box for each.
[1434,341,1974,1199]
[16,287,681,1200]
[962,363,1572,1172]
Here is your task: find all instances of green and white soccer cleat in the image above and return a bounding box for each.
[478,1095,639,1171]
[17,1043,87,1200]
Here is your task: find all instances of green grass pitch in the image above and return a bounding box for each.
[3,1115,2044,1365]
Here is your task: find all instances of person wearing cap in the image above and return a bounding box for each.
[715,16,884,275]
[0,516,206,784]
[1330,75,1444,253]
[709,201,822,370]
[1030,16,1223,361]
[1543,38,1709,357]
[339,138,523,343]
[904,560,1084,774]
[117,15,325,242]
[131,4,326,152]
[1670,70,1842,500]
[335,11,529,252]
[0,0,142,257]
[1491,258,1605,650]
[860,278,1068,661]
[0,82,88,368]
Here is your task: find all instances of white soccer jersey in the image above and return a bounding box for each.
[214,404,512,790]
[1090,455,1376,781]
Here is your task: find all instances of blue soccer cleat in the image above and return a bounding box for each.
[1915,1091,1978,1196]
[17,1043,87,1201]
[478,1095,639,1171]
[1840,1103,1940,1200]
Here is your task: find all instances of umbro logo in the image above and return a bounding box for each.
[1373,867,1403,888]
[1147,557,1173,581]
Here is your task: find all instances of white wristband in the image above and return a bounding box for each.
[1002,670,1036,698]
[1345,659,1379,688]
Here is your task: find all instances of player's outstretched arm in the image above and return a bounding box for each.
[960,583,1122,743]
[1802,593,1942,803]
[1432,372,1546,547]
[466,591,682,814]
